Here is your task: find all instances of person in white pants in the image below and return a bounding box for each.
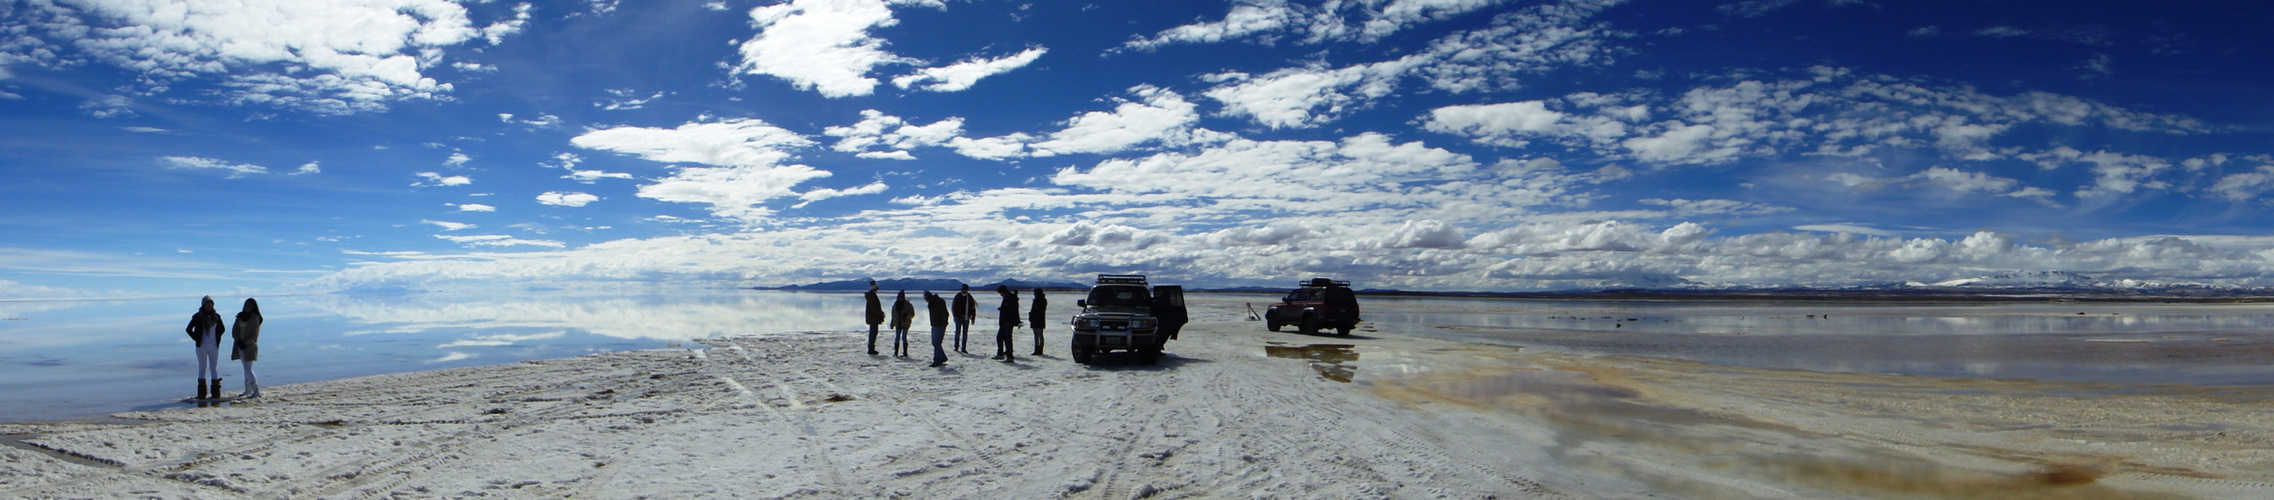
[231,298,264,398]
[184,296,227,400]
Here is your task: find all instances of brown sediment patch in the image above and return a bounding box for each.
[1264,344,1358,383]
[1373,350,2200,499]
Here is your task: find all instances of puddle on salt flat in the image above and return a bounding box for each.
[1264,344,1358,383]
[1380,365,2165,499]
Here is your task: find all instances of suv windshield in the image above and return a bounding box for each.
[1087,285,1152,307]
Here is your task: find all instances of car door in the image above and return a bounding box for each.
[1152,285,1187,339]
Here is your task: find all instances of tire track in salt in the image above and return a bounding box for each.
[1090,372,1179,500]
[1,360,637,498]
[708,337,856,496]
[279,360,710,498]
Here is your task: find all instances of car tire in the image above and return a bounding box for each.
[1140,347,1160,364]
[1072,341,1093,364]
[1266,319,1280,332]
[1336,326,1352,336]
[1300,313,1318,335]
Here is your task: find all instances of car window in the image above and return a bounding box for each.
[1087,286,1152,306]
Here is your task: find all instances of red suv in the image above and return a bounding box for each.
[1265,278,1361,335]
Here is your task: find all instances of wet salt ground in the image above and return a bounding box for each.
[13,291,2274,423]
[1348,296,2274,386]
[1412,369,2158,499]
[0,289,870,423]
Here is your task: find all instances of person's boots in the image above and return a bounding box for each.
[244,381,258,398]
[196,379,208,400]
[209,379,222,399]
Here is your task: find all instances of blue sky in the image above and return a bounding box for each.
[3,0,2272,296]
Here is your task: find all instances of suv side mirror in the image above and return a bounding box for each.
[1077,299,1087,308]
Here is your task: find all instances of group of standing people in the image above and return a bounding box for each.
[185,296,263,400]
[864,281,1047,368]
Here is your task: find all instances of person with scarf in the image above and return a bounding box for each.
[890,290,916,358]
[951,284,977,355]
[994,285,1020,362]
[924,291,950,367]
[1029,289,1050,356]
[184,296,227,400]
[231,298,264,398]
[863,281,884,355]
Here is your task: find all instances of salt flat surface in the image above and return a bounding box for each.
[6,296,2274,498]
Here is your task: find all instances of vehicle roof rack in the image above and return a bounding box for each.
[1302,278,1351,287]
[1096,274,1150,285]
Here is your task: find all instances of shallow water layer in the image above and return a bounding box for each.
[1352,296,2274,386]
[1380,362,2173,500]
[1263,343,1358,382]
[0,289,870,423]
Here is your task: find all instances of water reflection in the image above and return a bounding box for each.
[1383,366,2158,500]
[1263,343,1359,382]
[0,289,870,423]
[1362,297,2274,385]
[301,290,864,342]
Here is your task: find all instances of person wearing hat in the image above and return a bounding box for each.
[184,296,227,400]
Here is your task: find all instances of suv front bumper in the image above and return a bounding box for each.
[1074,329,1157,349]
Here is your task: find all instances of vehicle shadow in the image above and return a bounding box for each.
[1079,352,1212,371]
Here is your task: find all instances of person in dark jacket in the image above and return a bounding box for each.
[890,290,916,358]
[1029,289,1048,356]
[950,284,976,354]
[231,298,264,398]
[924,291,950,367]
[863,281,884,355]
[184,296,227,400]
[994,285,1020,362]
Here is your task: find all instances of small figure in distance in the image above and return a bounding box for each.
[1029,289,1048,356]
[994,285,1020,362]
[924,291,950,367]
[184,296,227,401]
[951,284,977,355]
[231,298,264,398]
[863,280,884,355]
[890,290,916,358]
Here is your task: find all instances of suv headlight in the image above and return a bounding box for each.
[1078,318,1100,328]
[1133,319,1155,330]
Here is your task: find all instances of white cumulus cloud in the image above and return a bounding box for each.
[21,0,524,114]
[892,47,1046,93]
[537,192,600,207]
[952,86,1222,159]
[733,0,940,98]
[573,117,836,222]
[572,118,814,168]
[413,172,472,187]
